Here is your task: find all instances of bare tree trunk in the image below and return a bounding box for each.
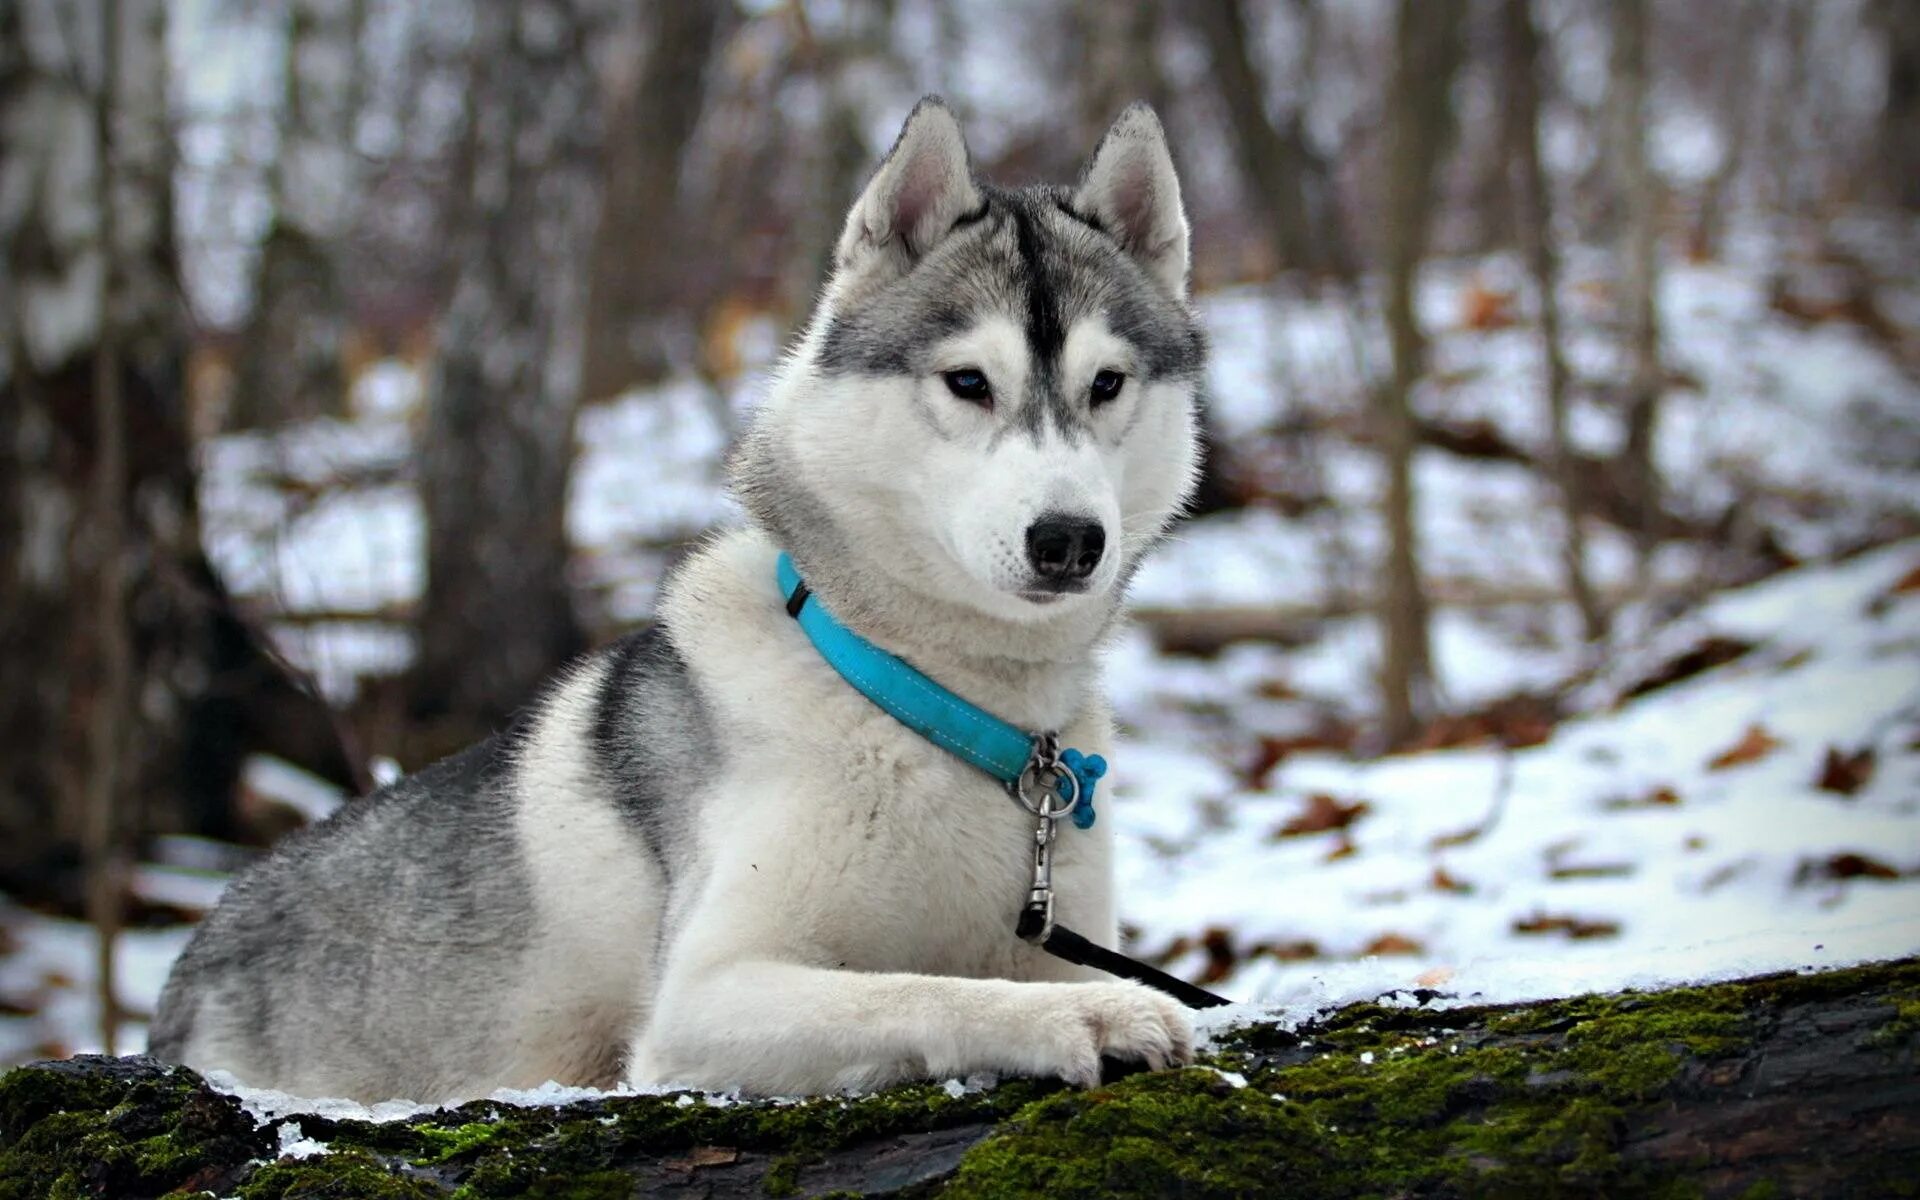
[232,0,366,429]
[1611,0,1663,594]
[81,0,134,1057]
[578,0,731,400]
[0,0,354,916]
[1072,0,1171,149]
[1071,0,1236,517]
[1873,0,1920,210]
[1188,0,1354,279]
[409,3,606,734]
[1503,0,1605,645]
[1689,0,1760,260]
[1374,0,1464,747]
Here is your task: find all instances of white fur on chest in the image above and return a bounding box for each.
[661,531,1116,983]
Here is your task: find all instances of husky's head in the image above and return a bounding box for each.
[738,98,1204,652]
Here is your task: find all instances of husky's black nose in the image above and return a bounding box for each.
[1026,518,1106,581]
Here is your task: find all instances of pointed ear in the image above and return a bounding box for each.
[835,97,983,282]
[1074,104,1190,299]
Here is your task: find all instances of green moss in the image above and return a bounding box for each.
[949,1070,1339,1199]
[1866,992,1920,1053]
[950,967,1787,1197]
[238,1148,442,1198]
[0,1059,270,1200]
[410,1120,502,1164]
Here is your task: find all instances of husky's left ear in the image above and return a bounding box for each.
[836,97,983,283]
[1074,104,1190,299]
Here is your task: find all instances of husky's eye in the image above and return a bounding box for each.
[1090,370,1126,406]
[942,369,992,406]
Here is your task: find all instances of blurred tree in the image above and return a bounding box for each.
[1072,0,1171,150]
[1872,0,1920,210]
[1610,0,1664,592]
[1375,0,1464,746]
[580,0,733,399]
[1688,0,1761,260]
[232,0,367,429]
[409,1,606,735]
[1188,0,1354,279]
[0,0,355,924]
[1072,0,1237,516]
[1503,0,1605,644]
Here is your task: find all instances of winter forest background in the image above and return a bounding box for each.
[2,0,1918,1066]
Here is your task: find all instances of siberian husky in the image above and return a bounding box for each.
[153,97,1209,1102]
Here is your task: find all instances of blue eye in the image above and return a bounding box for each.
[1090,370,1125,405]
[943,369,992,406]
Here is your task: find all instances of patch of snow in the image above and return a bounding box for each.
[242,755,346,824]
[275,1120,328,1160]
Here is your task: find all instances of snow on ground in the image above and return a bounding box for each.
[1110,542,1920,1003]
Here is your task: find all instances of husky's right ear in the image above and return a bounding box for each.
[835,97,982,283]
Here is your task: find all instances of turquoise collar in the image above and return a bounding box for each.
[776,552,1104,829]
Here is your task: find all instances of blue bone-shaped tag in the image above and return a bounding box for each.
[1057,748,1106,830]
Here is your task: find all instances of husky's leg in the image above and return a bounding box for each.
[631,962,1193,1094]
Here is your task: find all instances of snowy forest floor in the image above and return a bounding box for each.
[2,225,1918,1085]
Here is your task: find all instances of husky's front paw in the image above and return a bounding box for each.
[1044,982,1195,1088]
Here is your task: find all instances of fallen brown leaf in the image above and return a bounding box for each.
[1198,926,1238,984]
[1512,912,1621,939]
[1430,866,1474,894]
[1363,933,1425,956]
[1415,966,1456,987]
[1707,723,1783,771]
[1815,745,1876,796]
[1252,940,1323,964]
[1403,694,1559,753]
[1796,852,1904,883]
[1275,793,1372,838]
[1429,824,1484,851]
[1620,637,1755,702]
[1460,281,1518,331]
[1246,731,1359,788]
[1604,784,1682,811]
[1548,861,1636,880]
[1323,834,1358,862]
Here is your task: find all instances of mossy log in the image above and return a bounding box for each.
[3,958,1915,1198]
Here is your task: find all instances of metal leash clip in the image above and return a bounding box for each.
[1012,733,1077,943]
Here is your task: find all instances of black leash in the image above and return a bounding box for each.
[1020,907,1231,1008]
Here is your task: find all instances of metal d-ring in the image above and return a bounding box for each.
[1011,757,1080,822]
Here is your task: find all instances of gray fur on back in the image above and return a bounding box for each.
[151,627,705,1100]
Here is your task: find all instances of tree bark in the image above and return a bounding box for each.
[1873,0,1920,210]
[408,3,605,735]
[230,0,366,430]
[578,0,732,399]
[1071,0,1172,151]
[6,957,1915,1196]
[1503,0,1606,645]
[1611,0,1664,594]
[1374,0,1463,747]
[0,0,355,912]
